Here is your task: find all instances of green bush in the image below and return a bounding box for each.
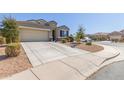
[0,36,6,45]
[5,43,20,57]
[2,17,19,44]
[86,42,92,46]
[75,38,81,43]
[67,36,74,42]
[61,39,66,43]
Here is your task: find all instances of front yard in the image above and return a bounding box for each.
[0,45,32,79]
[64,42,104,52]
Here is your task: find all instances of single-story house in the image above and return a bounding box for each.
[94,32,109,36]
[92,32,109,41]
[17,19,69,42]
[109,31,123,41]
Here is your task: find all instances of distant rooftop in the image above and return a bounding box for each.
[109,31,122,36]
[94,32,109,35]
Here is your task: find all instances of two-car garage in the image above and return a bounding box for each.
[19,27,50,42]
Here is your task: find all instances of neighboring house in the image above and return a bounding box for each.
[120,30,124,36]
[92,32,109,41]
[120,30,124,41]
[109,31,122,41]
[17,19,69,42]
[95,32,109,36]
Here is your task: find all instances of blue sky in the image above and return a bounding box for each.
[0,13,124,34]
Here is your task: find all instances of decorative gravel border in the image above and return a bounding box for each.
[0,46,32,79]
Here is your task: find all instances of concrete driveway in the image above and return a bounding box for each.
[6,42,120,80]
[21,42,89,67]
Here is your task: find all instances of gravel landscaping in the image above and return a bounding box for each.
[0,46,32,79]
[64,42,104,52]
[76,43,104,52]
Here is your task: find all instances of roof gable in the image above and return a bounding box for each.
[58,25,70,30]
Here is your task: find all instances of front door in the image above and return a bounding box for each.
[52,30,56,41]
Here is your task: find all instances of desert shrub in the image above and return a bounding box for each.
[5,43,20,57]
[67,36,74,42]
[1,17,19,44]
[86,42,92,46]
[61,39,66,43]
[75,37,81,43]
[0,36,6,45]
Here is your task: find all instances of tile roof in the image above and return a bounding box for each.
[17,21,52,29]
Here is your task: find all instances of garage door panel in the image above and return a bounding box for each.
[19,29,49,42]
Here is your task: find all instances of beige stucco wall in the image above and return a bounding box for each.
[109,35,122,40]
[19,28,49,42]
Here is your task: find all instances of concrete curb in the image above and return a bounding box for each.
[93,44,120,63]
[85,44,120,79]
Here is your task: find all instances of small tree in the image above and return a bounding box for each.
[1,16,19,44]
[75,25,85,43]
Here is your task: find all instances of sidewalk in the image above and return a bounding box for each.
[5,44,120,80]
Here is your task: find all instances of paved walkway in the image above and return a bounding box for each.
[5,42,120,80]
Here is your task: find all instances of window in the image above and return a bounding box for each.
[60,30,63,37]
[66,31,69,36]
[60,30,68,37]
